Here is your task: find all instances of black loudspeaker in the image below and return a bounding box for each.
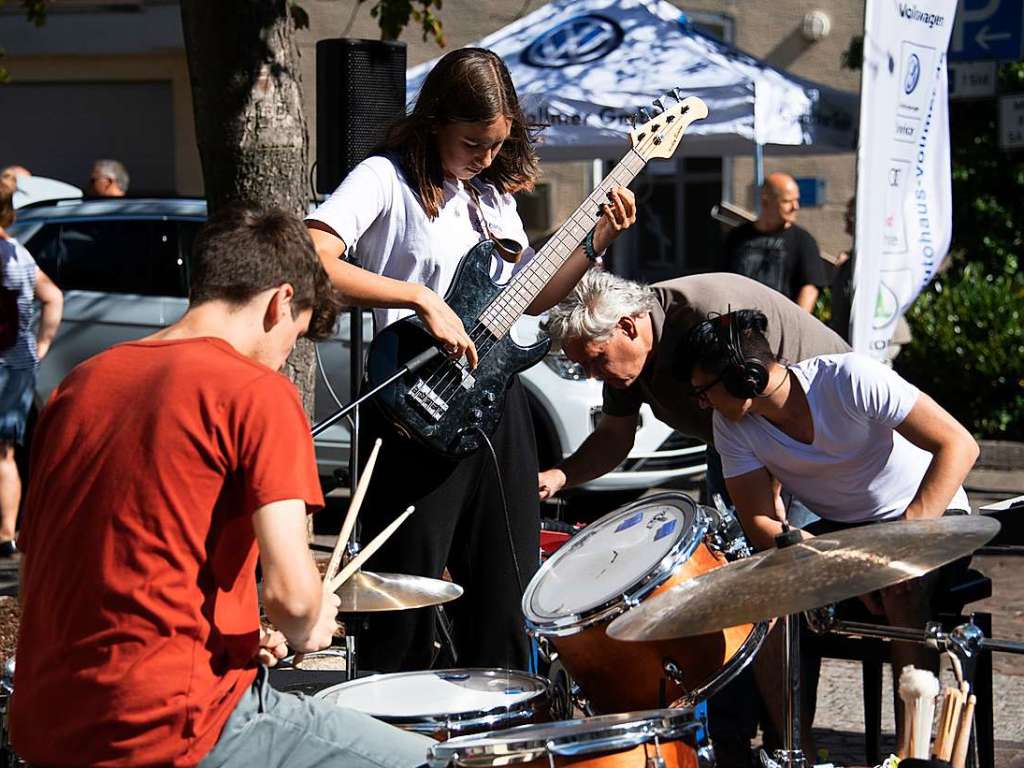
[316,38,407,195]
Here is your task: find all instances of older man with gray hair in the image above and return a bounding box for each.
[538,268,849,765]
[88,159,130,198]
[538,269,848,500]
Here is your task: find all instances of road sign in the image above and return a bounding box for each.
[949,60,998,98]
[949,0,1024,61]
[999,94,1024,150]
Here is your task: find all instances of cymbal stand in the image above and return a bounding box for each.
[764,527,808,768]
[806,610,1024,685]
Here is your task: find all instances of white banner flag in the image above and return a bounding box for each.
[851,0,956,359]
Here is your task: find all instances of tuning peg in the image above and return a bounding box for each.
[627,113,637,128]
[652,98,665,114]
[638,107,651,122]
[671,87,684,102]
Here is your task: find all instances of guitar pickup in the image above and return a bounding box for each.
[407,379,449,422]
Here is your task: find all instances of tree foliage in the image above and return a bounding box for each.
[0,0,48,82]
[304,0,446,47]
[363,0,445,46]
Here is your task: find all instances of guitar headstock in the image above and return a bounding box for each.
[629,92,709,161]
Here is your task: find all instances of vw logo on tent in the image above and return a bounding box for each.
[904,53,921,94]
[522,14,624,68]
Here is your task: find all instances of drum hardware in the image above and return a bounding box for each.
[696,744,716,768]
[805,610,1024,693]
[606,516,1003,768]
[700,503,752,561]
[0,659,25,768]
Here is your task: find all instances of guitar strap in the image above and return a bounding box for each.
[465,181,522,265]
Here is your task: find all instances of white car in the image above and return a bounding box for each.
[10,198,706,492]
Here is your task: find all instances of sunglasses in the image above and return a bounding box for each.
[689,374,723,403]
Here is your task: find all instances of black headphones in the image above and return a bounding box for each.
[715,310,770,399]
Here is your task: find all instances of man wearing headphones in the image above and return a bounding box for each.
[682,309,978,756]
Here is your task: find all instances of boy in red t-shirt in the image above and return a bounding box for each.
[10,207,433,767]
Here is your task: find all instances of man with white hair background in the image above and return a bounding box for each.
[87,159,130,198]
[538,268,849,766]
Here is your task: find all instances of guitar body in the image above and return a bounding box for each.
[366,239,550,458]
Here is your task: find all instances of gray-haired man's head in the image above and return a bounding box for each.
[543,269,658,389]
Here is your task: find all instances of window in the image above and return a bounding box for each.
[27,220,189,297]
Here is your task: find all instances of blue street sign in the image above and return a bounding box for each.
[949,0,1024,61]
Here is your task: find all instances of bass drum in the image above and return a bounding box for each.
[522,492,768,713]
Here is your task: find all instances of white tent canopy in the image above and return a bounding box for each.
[407,0,858,160]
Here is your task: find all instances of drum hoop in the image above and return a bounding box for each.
[670,619,772,707]
[313,668,550,732]
[427,709,700,767]
[523,493,708,635]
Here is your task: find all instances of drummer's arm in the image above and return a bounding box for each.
[254,499,341,654]
[726,468,809,551]
[538,413,638,500]
[896,393,979,520]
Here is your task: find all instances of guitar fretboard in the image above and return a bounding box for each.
[478,148,648,339]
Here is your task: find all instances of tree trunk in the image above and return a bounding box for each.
[180,0,316,417]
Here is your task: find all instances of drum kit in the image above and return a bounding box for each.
[267,492,1014,768]
[0,492,1016,768]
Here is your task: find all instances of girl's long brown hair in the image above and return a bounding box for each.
[376,48,541,219]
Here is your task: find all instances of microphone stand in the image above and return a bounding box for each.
[311,346,439,438]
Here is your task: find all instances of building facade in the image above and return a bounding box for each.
[0,0,863,271]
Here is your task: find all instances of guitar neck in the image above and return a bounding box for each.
[479,148,648,339]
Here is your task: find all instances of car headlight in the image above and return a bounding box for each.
[544,354,586,381]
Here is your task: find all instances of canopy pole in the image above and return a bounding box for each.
[754,142,765,213]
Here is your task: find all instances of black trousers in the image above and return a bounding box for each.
[353,376,540,673]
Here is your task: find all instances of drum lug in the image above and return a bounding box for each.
[662,658,686,689]
[646,735,667,768]
[697,744,717,768]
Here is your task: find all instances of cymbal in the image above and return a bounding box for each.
[607,515,999,642]
[334,570,463,612]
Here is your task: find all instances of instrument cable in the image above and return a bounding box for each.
[474,426,526,596]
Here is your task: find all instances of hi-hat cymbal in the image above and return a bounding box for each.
[334,570,463,612]
[607,515,999,642]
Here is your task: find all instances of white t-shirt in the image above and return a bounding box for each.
[306,155,535,333]
[714,353,970,523]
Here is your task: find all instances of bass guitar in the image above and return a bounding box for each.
[366,94,709,457]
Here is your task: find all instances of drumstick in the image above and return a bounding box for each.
[327,505,415,593]
[324,438,382,585]
[940,687,958,759]
[950,694,976,768]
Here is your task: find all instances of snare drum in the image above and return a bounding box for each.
[522,492,768,713]
[428,709,701,768]
[314,668,550,740]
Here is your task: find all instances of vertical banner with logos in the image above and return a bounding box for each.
[851,0,957,358]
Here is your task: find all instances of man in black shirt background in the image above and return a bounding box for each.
[724,172,827,312]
